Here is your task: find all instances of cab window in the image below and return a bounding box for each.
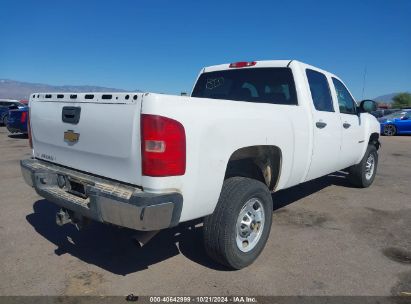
[192,68,298,105]
[306,69,334,112]
[332,78,357,115]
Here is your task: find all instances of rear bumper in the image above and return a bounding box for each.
[21,158,183,231]
[7,120,27,134]
[7,126,27,134]
[379,123,385,134]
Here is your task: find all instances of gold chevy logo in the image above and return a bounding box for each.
[64,130,80,144]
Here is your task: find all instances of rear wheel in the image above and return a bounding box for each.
[383,124,396,136]
[348,144,378,188]
[203,177,273,269]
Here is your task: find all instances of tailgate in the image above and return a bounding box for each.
[29,92,143,186]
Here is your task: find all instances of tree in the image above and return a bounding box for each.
[392,92,411,108]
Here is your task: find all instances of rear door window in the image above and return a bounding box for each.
[306,69,334,112]
[192,68,298,105]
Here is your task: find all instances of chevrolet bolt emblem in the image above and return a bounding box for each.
[64,130,80,144]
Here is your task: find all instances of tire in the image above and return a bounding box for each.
[2,114,8,126]
[348,144,378,188]
[383,124,396,136]
[203,177,273,269]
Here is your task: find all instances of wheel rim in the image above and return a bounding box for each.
[384,124,395,136]
[235,198,265,253]
[365,153,375,180]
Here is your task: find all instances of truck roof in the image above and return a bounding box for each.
[203,60,293,73]
[201,59,342,85]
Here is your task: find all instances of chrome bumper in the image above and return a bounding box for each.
[21,159,182,231]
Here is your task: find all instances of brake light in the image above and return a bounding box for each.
[27,111,33,148]
[229,61,257,68]
[21,111,27,123]
[141,114,186,177]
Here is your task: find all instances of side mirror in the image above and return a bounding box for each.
[359,99,377,113]
[401,116,409,120]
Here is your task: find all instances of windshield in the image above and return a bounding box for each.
[192,68,298,105]
[383,111,409,119]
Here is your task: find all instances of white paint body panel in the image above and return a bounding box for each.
[29,60,380,223]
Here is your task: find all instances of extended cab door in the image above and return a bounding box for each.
[331,78,364,168]
[305,69,342,180]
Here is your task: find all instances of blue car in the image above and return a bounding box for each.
[6,106,29,134]
[0,99,26,125]
[379,110,411,136]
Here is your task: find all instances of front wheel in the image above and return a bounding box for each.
[348,144,378,188]
[203,177,273,269]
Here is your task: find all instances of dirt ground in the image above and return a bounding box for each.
[0,127,410,296]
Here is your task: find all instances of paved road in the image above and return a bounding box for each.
[0,127,410,296]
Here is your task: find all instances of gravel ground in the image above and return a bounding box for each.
[0,127,410,296]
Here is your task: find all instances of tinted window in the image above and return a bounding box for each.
[192,68,298,105]
[306,69,334,112]
[332,78,357,114]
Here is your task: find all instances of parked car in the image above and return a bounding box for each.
[21,60,380,269]
[0,99,26,125]
[379,110,411,135]
[7,106,29,134]
[370,108,399,118]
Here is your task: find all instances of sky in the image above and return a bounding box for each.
[0,0,410,99]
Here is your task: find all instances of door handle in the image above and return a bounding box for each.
[62,106,81,124]
[343,123,351,129]
[316,121,327,129]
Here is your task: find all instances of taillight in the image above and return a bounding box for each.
[21,111,27,123]
[27,111,33,148]
[229,61,257,68]
[141,114,186,177]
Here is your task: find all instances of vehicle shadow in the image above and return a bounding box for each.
[26,172,355,274]
[26,199,226,275]
[8,133,28,139]
[272,170,356,210]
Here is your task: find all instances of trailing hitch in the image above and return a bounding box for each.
[56,208,71,226]
[56,208,90,230]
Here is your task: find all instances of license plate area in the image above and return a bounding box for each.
[67,177,88,199]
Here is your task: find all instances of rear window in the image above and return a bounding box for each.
[192,68,298,105]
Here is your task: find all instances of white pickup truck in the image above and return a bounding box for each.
[21,60,380,269]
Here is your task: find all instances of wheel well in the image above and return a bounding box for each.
[225,146,282,191]
[369,132,380,150]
